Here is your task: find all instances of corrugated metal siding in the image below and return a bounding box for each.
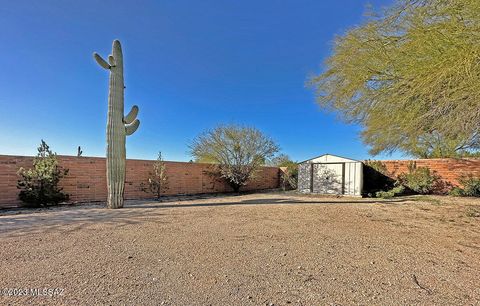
[298,163,311,193]
[312,163,343,194]
[298,154,363,196]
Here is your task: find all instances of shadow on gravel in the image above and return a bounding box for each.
[0,195,408,238]
[129,197,408,210]
[0,205,168,238]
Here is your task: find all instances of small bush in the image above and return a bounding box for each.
[448,187,464,197]
[375,185,405,199]
[449,175,480,197]
[375,190,394,199]
[460,175,480,197]
[397,162,439,194]
[17,140,69,207]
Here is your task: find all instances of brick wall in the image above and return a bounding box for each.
[0,155,280,208]
[381,158,480,188]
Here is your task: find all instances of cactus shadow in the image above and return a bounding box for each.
[0,193,408,238]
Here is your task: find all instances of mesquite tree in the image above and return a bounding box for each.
[190,125,279,192]
[309,0,480,157]
[94,40,140,209]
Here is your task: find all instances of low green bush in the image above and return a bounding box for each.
[397,162,439,194]
[449,175,480,197]
[448,187,464,197]
[375,190,394,199]
[460,175,480,197]
[375,185,405,199]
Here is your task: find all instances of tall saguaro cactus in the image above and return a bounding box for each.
[93,40,140,209]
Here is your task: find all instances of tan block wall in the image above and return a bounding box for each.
[0,155,280,208]
[381,158,480,188]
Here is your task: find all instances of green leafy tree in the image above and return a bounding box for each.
[141,151,169,199]
[17,140,69,207]
[309,0,480,157]
[190,125,279,192]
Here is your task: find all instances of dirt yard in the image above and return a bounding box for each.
[0,192,479,305]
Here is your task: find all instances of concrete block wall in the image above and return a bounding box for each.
[381,158,480,188]
[0,155,280,208]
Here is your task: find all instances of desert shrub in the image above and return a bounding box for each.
[397,162,439,194]
[375,190,392,199]
[17,140,69,207]
[448,187,464,197]
[363,160,395,196]
[140,151,169,200]
[375,185,405,199]
[460,175,480,197]
[449,175,480,197]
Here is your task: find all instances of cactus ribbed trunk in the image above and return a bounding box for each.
[106,42,125,209]
[94,40,140,209]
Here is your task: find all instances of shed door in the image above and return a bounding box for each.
[312,163,344,194]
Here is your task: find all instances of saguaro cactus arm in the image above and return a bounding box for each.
[93,53,111,70]
[124,105,139,124]
[108,55,116,66]
[125,119,140,136]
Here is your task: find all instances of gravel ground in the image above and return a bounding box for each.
[0,192,479,305]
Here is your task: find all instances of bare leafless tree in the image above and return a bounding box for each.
[141,151,169,199]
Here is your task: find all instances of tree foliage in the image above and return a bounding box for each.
[190,125,279,192]
[141,151,169,200]
[17,140,69,207]
[309,0,480,157]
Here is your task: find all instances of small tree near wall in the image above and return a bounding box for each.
[190,125,279,192]
[17,140,69,207]
[141,151,169,200]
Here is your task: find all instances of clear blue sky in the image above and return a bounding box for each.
[0,0,402,162]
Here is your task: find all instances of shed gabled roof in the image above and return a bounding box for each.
[298,153,361,164]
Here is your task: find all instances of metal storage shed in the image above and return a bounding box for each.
[298,154,363,196]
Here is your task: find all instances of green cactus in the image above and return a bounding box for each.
[94,40,140,209]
